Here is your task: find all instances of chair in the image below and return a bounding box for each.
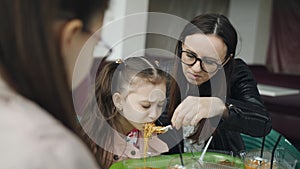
[241,129,300,169]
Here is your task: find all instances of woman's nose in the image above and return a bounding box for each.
[191,60,202,72]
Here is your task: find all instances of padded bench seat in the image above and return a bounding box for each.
[249,65,300,150]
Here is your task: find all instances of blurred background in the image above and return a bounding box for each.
[92,0,300,150]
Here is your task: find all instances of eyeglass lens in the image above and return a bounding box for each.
[181,51,220,73]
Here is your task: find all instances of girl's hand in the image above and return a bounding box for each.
[171,96,226,129]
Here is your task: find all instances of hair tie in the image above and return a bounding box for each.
[115,58,123,64]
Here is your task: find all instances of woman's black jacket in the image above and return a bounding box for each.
[157,58,272,154]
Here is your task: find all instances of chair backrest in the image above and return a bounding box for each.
[241,129,300,169]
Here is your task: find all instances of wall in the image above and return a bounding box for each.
[146,0,230,58]
[146,0,273,64]
[94,0,273,64]
[94,0,149,60]
[228,0,273,64]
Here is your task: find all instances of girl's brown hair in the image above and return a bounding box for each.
[81,56,167,168]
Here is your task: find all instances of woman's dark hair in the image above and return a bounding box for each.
[179,13,237,57]
[0,0,109,133]
[169,13,238,143]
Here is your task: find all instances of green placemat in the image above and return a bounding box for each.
[110,152,245,169]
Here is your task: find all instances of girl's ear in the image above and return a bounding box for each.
[112,92,123,111]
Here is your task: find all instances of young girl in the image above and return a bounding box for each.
[81,56,169,168]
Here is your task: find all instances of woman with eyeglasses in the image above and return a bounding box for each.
[0,0,109,168]
[158,13,272,154]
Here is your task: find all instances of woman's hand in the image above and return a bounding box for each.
[171,96,226,129]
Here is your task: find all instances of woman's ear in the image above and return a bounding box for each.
[61,19,83,52]
[60,19,88,88]
[112,92,123,111]
[60,19,84,56]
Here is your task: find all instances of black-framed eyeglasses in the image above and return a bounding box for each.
[180,50,229,73]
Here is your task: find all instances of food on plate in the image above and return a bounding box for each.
[244,158,275,169]
[218,159,235,166]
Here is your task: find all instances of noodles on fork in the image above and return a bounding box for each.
[142,123,172,168]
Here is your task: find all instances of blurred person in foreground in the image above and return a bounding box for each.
[0,0,109,168]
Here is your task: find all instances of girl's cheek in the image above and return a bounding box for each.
[123,109,147,123]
